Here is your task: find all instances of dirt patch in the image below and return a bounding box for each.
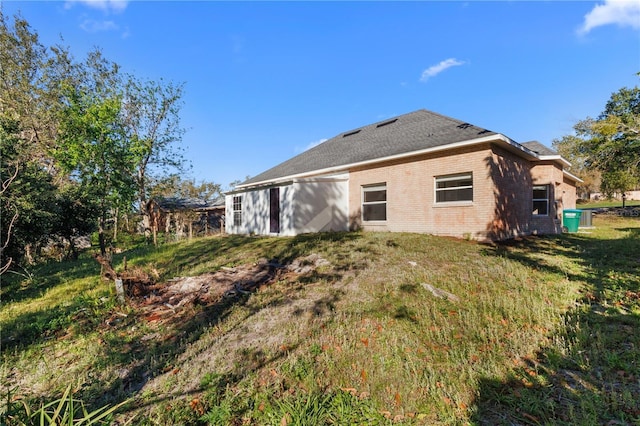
[122,254,330,326]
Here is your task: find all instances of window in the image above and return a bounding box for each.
[362,183,387,221]
[233,196,242,225]
[435,173,473,203]
[532,185,549,215]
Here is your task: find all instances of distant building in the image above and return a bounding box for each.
[147,196,225,240]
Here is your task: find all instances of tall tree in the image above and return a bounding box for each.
[552,134,601,198]
[151,175,222,202]
[1,118,58,271]
[553,84,639,198]
[0,12,72,272]
[55,53,136,256]
[122,76,186,238]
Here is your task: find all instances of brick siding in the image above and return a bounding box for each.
[348,143,573,240]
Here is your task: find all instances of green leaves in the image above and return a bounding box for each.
[553,85,640,197]
[7,385,129,426]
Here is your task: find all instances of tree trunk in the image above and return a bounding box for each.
[138,169,151,239]
[98,213,107,256]
[113,206,119,243]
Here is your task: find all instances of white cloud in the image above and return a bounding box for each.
[420,58,465,82]
[65,0,129,14]
[577,0,640,35]
[80,19,119,33]
[295,138,327,153]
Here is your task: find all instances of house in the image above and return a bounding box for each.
[148,196,225,241]
[225,109,581,241]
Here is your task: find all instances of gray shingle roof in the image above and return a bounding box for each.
[521,141,558,156]
[155,197,224,211]
[242,109,498,186]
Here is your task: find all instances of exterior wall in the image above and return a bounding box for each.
[561,176,578,208]
[226,174,348,236]
[348,144,501,240]
[225,184,295,236]
[228,145,577,241]
[292,176,349,233]
[530,162,565,234]
[485,145,534,239]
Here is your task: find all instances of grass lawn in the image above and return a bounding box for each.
[577,199,640,209]
[1,216,638,425]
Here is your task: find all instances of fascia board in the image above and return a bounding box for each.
[538,155,572,168]
[563,169,584,183]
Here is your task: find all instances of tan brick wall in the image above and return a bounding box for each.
[561,176,578,209]
[348,144,500,240]
[486,145,533,239]
[348,143,573,240]
[530,162,566,234]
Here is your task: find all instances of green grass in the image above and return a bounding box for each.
[577,199,640,209]
[2,217,639,425]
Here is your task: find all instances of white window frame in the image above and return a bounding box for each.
[233,195,242,225]
[362,183,387,222]
[434,173,473,204]
[532,185,549,216]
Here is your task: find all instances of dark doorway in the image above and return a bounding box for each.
[270,187,280,233]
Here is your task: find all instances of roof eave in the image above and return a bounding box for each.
[537,154,572,168]
[563,169,583,183]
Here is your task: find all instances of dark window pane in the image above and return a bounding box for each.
[437,178,472,189]
[533,188,548,199]
[436,188,473,203]
[533,200,548,215]
[364,189,386,203]
[363,204,386,221]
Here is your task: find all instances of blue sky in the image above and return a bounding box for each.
[3,1,639,188]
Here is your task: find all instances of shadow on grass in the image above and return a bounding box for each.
[65,231,370,419]
[473,220,640,424]
[0,256,99,306]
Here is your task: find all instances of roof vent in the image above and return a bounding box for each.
[457,123,472,129]
[376,118,398,128]
[343,129,361,138]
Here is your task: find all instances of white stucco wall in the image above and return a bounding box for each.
[225,173,349,236]
[292,175,349,233]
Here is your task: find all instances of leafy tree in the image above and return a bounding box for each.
[0,12,70,272]
[54,183,100,260]
[0,12,74,170]
[1,118,58,271]
[1,12,190,266]
[122,76,186,238]
[552,134,601,198]
[151,175,222,202]
[55,59,136,256]
[553,85,639,198]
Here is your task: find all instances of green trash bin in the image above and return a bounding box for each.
[563,209,582,233]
